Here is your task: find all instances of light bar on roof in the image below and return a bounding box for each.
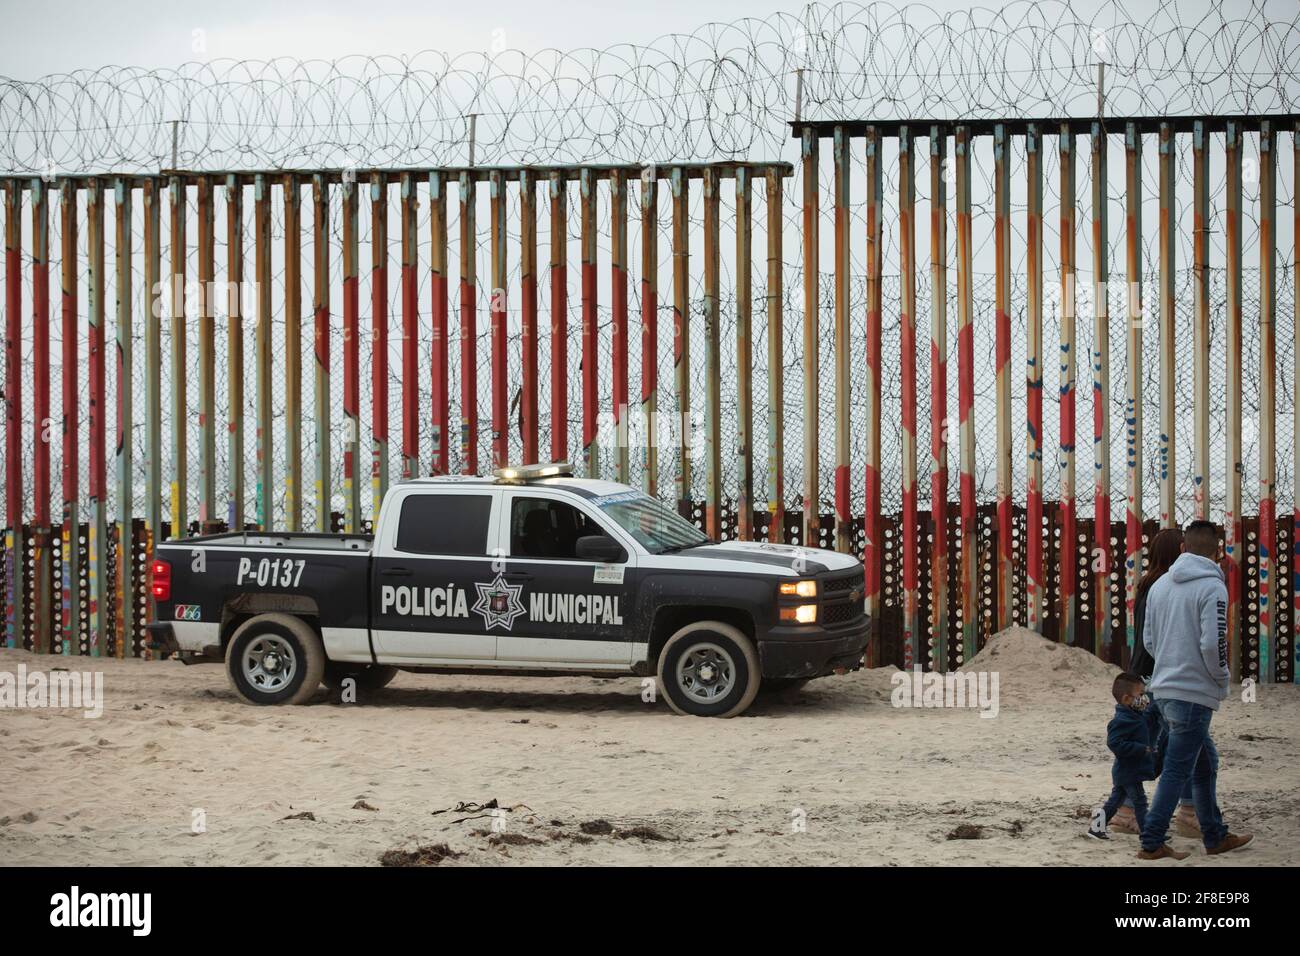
[493,462,574,483]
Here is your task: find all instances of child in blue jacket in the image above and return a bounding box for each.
[1088,673,1160,840]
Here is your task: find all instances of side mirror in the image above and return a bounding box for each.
[575,534,624,563]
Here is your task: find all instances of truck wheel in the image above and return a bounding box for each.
[657,621,761,718]
[225,613,326,706]
[322,662,399,692]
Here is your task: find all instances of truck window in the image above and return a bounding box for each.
[510,496,602,559]
[396,494,492,555]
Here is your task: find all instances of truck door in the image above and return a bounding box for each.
[371,486,501,663]
[493,490,638,665]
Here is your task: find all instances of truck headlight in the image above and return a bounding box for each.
[779,604,818,624]
[779,579,818,598]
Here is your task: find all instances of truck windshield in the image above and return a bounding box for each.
[592,491,709,554]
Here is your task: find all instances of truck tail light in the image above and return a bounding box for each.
[151,558,171,601]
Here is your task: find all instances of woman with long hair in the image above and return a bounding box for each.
[1128,528,1184,680]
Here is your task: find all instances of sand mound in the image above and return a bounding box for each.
[962,626,1120,700]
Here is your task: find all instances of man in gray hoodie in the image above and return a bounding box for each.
[1137,520,1253,859]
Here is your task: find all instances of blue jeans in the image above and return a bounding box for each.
[1122,697,1192,808]
[1139,698,1227,851]
[1105,783,1148,829]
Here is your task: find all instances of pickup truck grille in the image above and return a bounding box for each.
[822,568,865,594]
[822,600,862,626]
[819,567,866,628]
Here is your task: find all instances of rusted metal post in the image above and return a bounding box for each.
[401,173,420,481]
[765,169,785,543]
[459,171,478,474]
[143,177,162,564]
[60,179,80,653]
[1058,125,1079,645]
[735,167,753,540]
[311,174,331,531]
[548,171,567,464]
[342,175,360,533]
[640,167,658,496]
[580,167,599,478]
[114,178,134,656]
[959,124,979,656]
[832,127,852,554]
[32,178,51,654]
[520,170,539,466]
[930,126,950,669]
[87,178,106,654]
[197,176,215,528]
[1124,123,1145,663]
[1224,121,1244,682]
[865,127,884,645]
[801,129,820,547]
[951,125,972,665]
[898,127,920,666]
[429,172,449,476]
[1091,123,1111,657]
[991,123,1012,636]
[1158,123,1176,529]
[225,175,244,531]
[1258,120,1277,682]
[3,181,22,648]
[168,175,187,538]
[370,173,389,514]
[1025,124,1044,634]
[703,168,722,540]
[610,169,629,483]
[284,174,302,532]
[30,178,52,655]
[253,174,272,530]
[489,170,509,470]
[671,167,691,517]
[1192,122,1210,521]
[1294,123,1300,684]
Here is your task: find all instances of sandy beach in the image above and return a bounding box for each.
[2,627,1297,866]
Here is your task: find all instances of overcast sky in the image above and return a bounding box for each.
[0,0,1179,78]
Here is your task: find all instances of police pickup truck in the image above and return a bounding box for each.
[147,463,869,717]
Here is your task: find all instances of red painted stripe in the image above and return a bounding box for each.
[371,245,388,457]
[5,238,22,529]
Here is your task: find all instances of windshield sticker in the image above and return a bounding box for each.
[593,564,625,585]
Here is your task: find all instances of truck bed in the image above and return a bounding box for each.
[161,531,373,552]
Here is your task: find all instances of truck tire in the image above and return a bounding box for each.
[225,613,326,706]
[656,621,761,718]
[322,662,399,692]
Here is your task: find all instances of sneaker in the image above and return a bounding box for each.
[1206,832,1254,856]
[1136,844,1190,861]
[1086,829,1110,841]
[1174,804,1202,838]
[1109,805,1140,835]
